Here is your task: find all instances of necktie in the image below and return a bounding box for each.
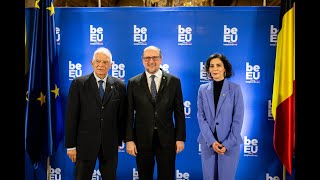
[98,80,104,100]
[150,75,157,101]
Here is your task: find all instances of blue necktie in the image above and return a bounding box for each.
[150,75,157,101]
[98,80,104,100]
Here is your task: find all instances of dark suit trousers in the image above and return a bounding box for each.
[136,130,176,180]
[75,145,118,180]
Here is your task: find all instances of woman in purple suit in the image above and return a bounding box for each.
[197,53,244,180]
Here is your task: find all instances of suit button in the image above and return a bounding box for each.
[101,106,104,109]
[155,112,157,115]
[216,122,219,125]
[101,118,103,121]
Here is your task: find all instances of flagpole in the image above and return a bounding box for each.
[283,165,286,180]
[47,157,50,180]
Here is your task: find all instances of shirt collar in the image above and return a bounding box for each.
[93,72,108,82]
[145,69,162,79]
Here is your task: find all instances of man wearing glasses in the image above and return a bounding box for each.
[125,45,186,180]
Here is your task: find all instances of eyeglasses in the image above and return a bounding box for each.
[142,56,161,61]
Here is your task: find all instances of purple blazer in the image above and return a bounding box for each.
[197,78,244,150]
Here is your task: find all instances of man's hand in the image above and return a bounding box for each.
[176,141,185,154]
[126,141,138,156]
[67,149,77,162]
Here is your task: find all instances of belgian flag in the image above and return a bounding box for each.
[271,0,295,175]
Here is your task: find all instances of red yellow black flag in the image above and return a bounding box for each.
[271,0,295,175]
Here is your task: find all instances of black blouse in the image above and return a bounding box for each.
[213,79,224,111]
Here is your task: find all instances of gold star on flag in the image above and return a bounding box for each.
[51,84,60,98]
[46,2,55,16]
[37,92,46,106]
[35,0,40,9]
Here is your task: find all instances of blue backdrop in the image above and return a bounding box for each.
[25,6,288,180]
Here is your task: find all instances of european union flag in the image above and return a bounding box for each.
[25,0,63,168]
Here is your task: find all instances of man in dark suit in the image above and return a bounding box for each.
[65,47,126,180]
[125,45,186,180]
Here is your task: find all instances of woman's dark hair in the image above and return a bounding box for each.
[205,53,233,79]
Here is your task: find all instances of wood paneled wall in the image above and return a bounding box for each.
[25,0,280,7]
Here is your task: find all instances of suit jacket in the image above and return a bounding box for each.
[65,73,126,160]
[125,70,186,150]
[197,78,244,151]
